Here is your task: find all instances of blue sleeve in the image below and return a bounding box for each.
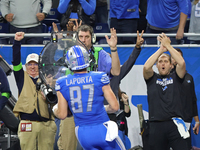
[98,50,112,77]
[57,0,71,14]
[0,67,11,110]
[99,72,110,86]
[78,0,96,15]
[177,0,188,15]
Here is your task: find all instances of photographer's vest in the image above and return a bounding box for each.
[13,72,52,119]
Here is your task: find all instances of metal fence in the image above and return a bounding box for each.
[0,33,200,47]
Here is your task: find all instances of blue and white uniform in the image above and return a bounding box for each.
[56,71,125,150]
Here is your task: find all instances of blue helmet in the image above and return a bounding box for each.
[65,45,90,71]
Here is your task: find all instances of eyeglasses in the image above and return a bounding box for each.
[27,63,38,67]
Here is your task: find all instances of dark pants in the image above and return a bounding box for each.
[10,24,43,44]
[137,14,147,33]
[145,24,183,44]
[185,127,192,150]
[110,18,138,44]
[149,121,188,150]
[95,5,108,24]
[54,118,60,150]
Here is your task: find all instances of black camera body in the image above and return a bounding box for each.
[40,84,58,104]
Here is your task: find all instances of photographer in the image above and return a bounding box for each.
[12,32,57,150]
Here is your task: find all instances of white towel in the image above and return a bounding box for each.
[104,120,118,142]
[185,122,191,131]
[172,118,190,139]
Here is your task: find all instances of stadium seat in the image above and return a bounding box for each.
[42,23,48,33]
[42,23,50,44]
[42,18,60,27]
[93,23,110,44]
[0,22,10,44]
[42,8,62,26]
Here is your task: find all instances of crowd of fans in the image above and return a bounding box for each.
[0,0,199,45]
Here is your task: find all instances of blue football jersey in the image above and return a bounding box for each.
[55,71,110,126]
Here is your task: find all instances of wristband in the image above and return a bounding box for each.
[124,103,129,106]
[111,49,117,52]
[43,12,48,18]
[195,122,200,124]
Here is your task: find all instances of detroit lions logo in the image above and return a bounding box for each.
[187,80,191,83]
[156,77,173,91]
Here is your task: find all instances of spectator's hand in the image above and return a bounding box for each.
[160,44,167,52]
[15,32,25,41]
[52,22,59,32]
[157,33,171,50]
[121,93,129,104]
[105,28,117,50]
[176,28,184,40]
[157,35,167,51]
[36,13,45,21]
[136,30,144,48]
[52,22,63,39]
[73,19,82,32]
[67,20,74,31]
[5,13,14,22]
[193,123,199,135]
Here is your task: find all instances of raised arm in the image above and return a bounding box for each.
[119,30,144,80]
[143,45,166,80]
[57,0,71,14]
[78,0,96,15]
[103,84,119,113]
[12,32,25,66]
[105,28,120,76]
[158,33,186,78]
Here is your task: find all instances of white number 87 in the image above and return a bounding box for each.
[69,84,94,113]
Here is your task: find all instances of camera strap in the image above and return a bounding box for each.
[36,90,51,121]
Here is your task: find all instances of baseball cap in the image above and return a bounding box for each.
[26,53,39,64]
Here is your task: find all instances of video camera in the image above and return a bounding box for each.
[40,83,57,104]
